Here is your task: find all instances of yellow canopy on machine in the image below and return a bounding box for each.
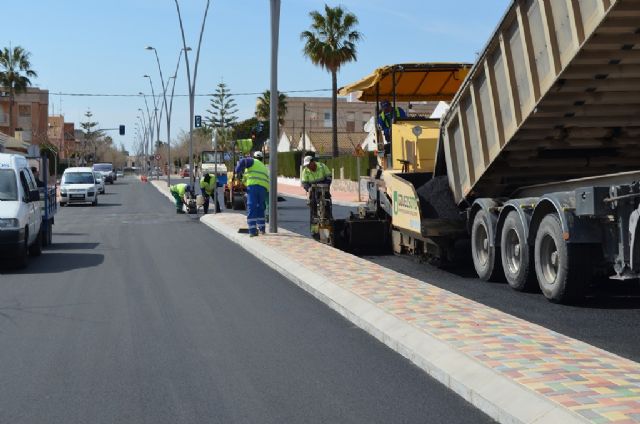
[338,63,472,102]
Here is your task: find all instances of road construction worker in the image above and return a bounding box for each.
[301,155,332,192]
[377,99,406,143]
[200,173,221,214]
[169,183,192,214]
[235,151,270,236]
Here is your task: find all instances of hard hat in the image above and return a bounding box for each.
[303,155,314,166]
[253,151,264,159]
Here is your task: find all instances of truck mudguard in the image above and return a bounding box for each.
[528,192,602,245]
[495,198,537,247]
[469,199,500,247]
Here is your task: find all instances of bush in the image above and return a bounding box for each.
[277,151,304,178]
[323,152,376,181]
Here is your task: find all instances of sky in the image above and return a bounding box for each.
[3,0,511,153]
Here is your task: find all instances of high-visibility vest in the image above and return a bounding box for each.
[170,183,188,197]
[301,162,332,184]
[379,108,403,128]
[200,176,217,195]
[245,159,270,190]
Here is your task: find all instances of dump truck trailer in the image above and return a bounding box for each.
[338,0,640,303]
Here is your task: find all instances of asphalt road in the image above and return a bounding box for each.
[0,177,493,424]
[272,195,640,363]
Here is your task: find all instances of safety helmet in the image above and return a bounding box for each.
[253,151,264,160]
[303,155,314,166]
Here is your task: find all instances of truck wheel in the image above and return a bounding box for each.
[501,211,536,291]
[29,230,43,257]
[471,210,502,281]
[534,214,590,303]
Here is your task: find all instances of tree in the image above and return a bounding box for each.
[255,90,288,130]
[79,110,104,164]
[233,117,269,152]
[0,45,38,137]
[206,82,238,151]
[301,5,361,157]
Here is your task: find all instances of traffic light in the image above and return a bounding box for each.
[119,125,125,135]
[195,115,202,128]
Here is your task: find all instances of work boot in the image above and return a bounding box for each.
[249,233,258,238]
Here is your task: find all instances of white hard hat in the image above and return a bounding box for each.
[303,155,314,166]
[253,151,264,159]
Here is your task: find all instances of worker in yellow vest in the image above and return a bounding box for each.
[235,151,270,236]
[200,173,221,213]
[169,183,192,214]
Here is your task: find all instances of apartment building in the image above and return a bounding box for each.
[0,87,49,143]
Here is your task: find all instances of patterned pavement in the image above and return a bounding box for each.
[213,213,640,424]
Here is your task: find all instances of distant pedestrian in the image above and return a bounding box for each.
[169,183,192,214]
[31,166,45,187]
[235,151,270,237]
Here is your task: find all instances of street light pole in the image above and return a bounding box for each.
[146,46,185,187]
[269,0,281,233]
[143,75,159,177]
[174,0,210,188]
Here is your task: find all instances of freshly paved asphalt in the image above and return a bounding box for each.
[0,178,493,424]
[273,195,640,364]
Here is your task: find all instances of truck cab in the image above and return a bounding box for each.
[0,153,43,267]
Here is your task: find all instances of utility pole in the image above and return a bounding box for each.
[269,0,280,233]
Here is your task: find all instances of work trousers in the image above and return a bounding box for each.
[171,191,183,211]
[247,185,267,235]
[201,189,221,213]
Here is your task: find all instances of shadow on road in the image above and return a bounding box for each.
[46,242,100,250]
[97,203,122,207]
[0,252,104,274]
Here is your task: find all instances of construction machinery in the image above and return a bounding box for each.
[335,0,640,303]
[223,139,252,210]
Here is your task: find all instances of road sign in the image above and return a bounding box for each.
[195,115,202,128]
[155,154,160,160]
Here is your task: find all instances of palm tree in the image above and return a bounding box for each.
[0,46,38,137]
[255,90,288,129]
[301,5,361,157]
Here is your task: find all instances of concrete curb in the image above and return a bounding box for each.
[151,179,588,424]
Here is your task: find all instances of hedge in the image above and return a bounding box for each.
[275,151,376,181]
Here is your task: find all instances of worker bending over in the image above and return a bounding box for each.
[200,173,221,214]
[235,151,270,237]
[169,183,192,214]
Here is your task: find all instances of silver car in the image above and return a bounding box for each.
[93,172,105,194]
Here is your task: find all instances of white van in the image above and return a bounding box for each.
[60,167,98,206]
[0,153,43,266]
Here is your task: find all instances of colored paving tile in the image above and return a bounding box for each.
[211,213,640,423]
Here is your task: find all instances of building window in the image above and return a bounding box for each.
[361,112,371,130]
[18,105,31,117]
[323,110,332,128]
[346,112,355,132]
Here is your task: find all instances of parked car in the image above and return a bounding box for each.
[180,168,190,178]
[93,171,105,194]
[60,167,98,206]
[116,170,124,178]
[92,163,114,184]
[0,153,43,267]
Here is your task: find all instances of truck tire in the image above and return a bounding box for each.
[471,210,502,281]
[29,230,43,257]
[501,211,536,291]
[534,213,590,303]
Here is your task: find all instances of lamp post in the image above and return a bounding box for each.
[174,0,210,187]
[269,0,281,233]
[146,46,186,186]
[143,75,160,177]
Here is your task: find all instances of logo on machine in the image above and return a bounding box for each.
[393,191,419,216]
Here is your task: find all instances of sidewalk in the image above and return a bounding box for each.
[150,180,640,424]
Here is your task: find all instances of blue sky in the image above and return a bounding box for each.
[4,0,510,152]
